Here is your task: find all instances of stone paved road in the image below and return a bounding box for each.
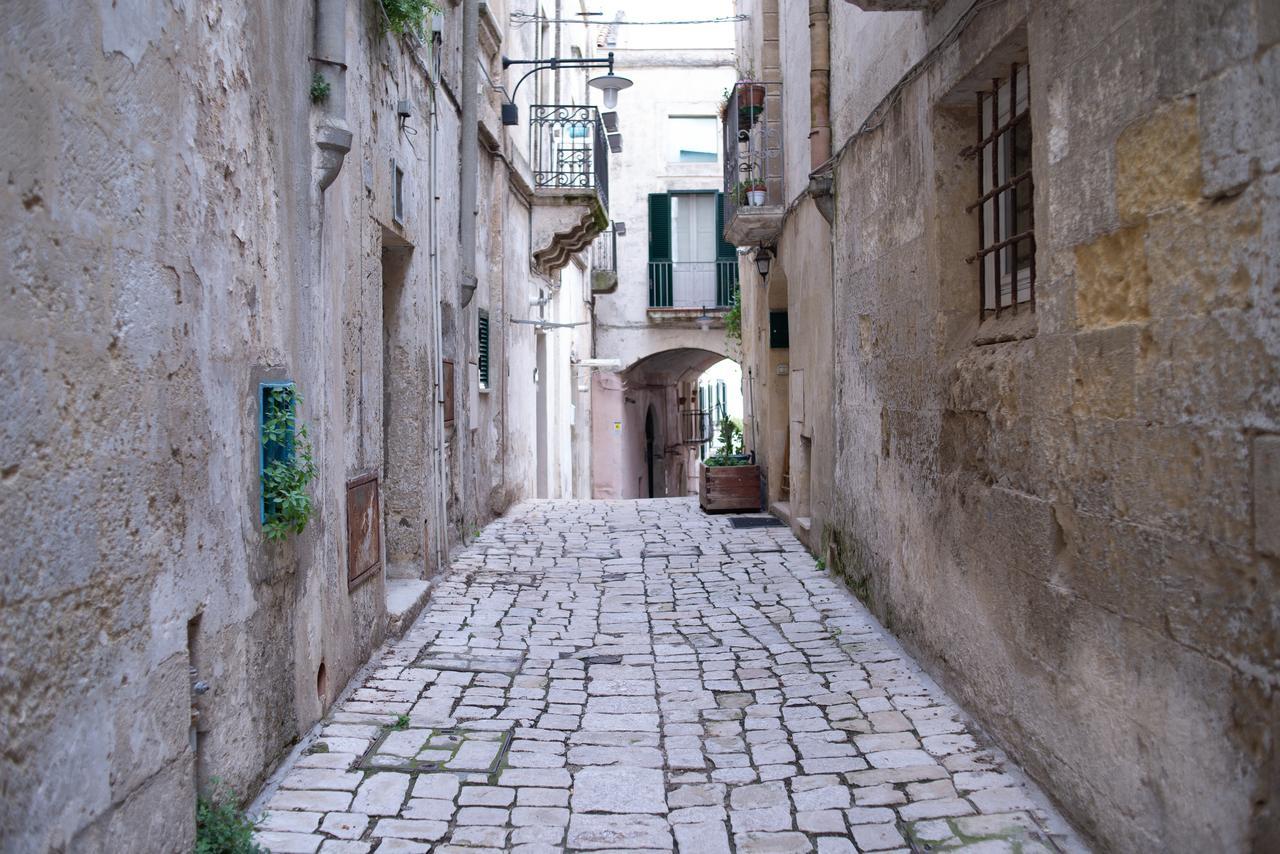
[252,499,1087,853]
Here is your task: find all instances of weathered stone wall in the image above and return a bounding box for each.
[0,0,574,847]
[821,0,1279,850]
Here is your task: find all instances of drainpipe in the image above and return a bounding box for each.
[808,0,831,168]
[315,0,352,189]
[459,0,479,306]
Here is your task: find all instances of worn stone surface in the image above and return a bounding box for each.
[732,1,1280,852]
[252,499,1079,852]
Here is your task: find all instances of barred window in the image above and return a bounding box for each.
[970,63,1034,316]
[478,310,490,390]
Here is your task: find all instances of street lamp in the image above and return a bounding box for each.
[501,51,633,125]
[695,306,714,331]
[754,244,774,280]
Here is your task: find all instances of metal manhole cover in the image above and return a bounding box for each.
[728,516,786,529]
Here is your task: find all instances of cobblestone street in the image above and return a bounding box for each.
[252,499,1085,853]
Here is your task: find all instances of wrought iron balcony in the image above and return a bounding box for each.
[528,104,610,276]
[722,80,784,246]
[591,226,618,294]
[530,104,609,211]
[648,261,739,309]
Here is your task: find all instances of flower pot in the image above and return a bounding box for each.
[747,189,767,206]
[736,82,766,129]
[700,462,762,512]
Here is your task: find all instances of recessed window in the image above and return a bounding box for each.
[970,63,1034,316]
[392,159,405,225]
[667,116,718,164]
[647,192,738,309]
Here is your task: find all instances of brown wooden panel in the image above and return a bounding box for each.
[700,465,761,512]
[442,359,455,425]
[346,472,381,590]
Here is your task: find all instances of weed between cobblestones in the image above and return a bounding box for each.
[196,779,263,854]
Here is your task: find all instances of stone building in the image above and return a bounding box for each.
[727,0,1278,850]
[589,0,742,499]
[0,0,610,848]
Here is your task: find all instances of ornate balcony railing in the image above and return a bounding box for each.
[648,261,739,309]
[722,80,783,242]
[530,104,609,211]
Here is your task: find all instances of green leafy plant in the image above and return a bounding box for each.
[262,386,317,542]
[724,288,742,344]
[380,0,441,37]
[310,72,330,104]
[393,713,410,730]
[195,779,263,854]
[706,417,750,466]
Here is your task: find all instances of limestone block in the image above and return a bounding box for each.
[1116,99,1202,224]
[1071,325,1137,419]
[1199,44,1280,196]
[1254,434,1280,557]
[1074,225,1150,328]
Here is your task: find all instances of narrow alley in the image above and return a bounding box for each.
[250,499,1083,854]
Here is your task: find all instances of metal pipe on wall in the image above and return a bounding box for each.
[808,0,831,167]
[459,0,479,306]
[315,0,352,189]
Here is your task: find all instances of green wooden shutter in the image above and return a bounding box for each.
[648,193,671,307]
[715,192,738,307]
[478,310,490,388]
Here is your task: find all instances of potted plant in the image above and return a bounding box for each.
[735,65,766,127]
[699,418,761,512]
[745,179,767,206]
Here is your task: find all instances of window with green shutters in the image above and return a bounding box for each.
[478,309,490,389]
[648,193,672,306]
[647,191,738,308]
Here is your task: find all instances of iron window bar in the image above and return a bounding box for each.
[970,62,1035,318]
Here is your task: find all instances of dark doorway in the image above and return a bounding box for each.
[644,406,656,499]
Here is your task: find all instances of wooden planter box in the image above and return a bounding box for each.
[699,463,762,512]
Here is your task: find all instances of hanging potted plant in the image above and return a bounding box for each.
[735,66,766,128]
[745,178,767,206]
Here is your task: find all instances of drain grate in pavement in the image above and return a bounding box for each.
[412,651,527,674]
[359,727,512,778]
[728,516,786,528]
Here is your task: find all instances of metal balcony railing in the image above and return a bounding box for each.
[680,408,712,445]
[530,104,609,212]
[648,261,739,309]
[722,80,783,230]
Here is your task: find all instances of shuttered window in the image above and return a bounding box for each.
[478,310,490,389]
[648,191,738,308]
[648,193,672,306]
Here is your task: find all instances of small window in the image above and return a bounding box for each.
[667,116,719,164]
[392,159,405,225]
[259,382,296,523]
[970,63,1034,316]
[769,311,789,349]
[478,310,490,390]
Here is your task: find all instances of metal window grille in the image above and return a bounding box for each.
[392,159,405,225]
[477,310,490,389]
[259,381,296,524]
[969,63,1034,317]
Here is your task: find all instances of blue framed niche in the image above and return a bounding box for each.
[259,380,297,525]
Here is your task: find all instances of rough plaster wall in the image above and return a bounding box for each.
[824,1,1280,851]
[0,0,495,847]
[779,0,812,201]
[828,2,925,150]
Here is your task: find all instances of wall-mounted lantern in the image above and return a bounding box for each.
[754,244,775,280]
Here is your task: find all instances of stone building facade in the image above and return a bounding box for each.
[728,0,1279,850]
[590,0,741,500]
[0,0,607,848]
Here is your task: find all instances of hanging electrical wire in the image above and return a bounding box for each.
[511,13,746,25]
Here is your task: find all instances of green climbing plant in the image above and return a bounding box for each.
[262,386,317,542]
[195,779,263,854]
[380,0,442,37]
[309,72,330,104]
[724,288,742,344]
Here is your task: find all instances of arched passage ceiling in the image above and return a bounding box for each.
[622,347,734,386]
